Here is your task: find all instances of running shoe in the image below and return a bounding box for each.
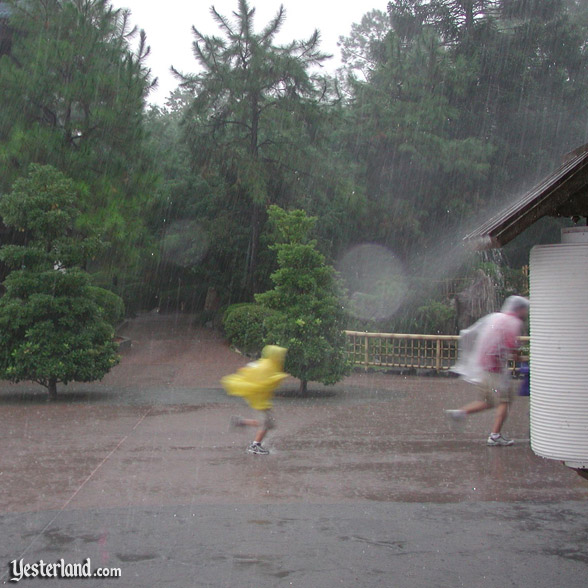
[487,434,514,446]
[247,442,269,455]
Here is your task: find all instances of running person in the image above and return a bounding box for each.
[222,345,287,455]
[446,296,529,446]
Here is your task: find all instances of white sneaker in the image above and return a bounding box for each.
[445,409,466,431]
[487,434,514,446]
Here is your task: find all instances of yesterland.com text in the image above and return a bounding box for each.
[8,558,121,582]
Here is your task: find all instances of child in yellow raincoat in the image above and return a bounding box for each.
[222,345,288,455]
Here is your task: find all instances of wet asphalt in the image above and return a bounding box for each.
[0,313,586,587]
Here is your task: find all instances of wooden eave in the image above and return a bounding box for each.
[464,146,588,250]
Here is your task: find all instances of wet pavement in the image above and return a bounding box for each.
[0,313,586,587]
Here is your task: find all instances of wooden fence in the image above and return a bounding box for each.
[345,331,530,373]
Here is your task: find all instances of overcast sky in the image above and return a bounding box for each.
[112,0,382,105]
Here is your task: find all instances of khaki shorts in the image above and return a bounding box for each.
[258,409,275,431]
[478,372,514,408]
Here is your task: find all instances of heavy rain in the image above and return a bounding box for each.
[0,1,587,586]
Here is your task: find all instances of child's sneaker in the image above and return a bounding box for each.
[487,433,514,446]
[247,442,269,455]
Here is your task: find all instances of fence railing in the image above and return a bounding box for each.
[345,331,530,373]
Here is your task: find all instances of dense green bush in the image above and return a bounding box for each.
[346,296,458,335]
[222,303,276,356]
[416,300,457,334]
[89,270,156,316]
[88,286,125,327]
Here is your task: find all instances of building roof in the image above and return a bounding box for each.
[464,144,588,250]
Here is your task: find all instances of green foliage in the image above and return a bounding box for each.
[0,0,157,268]
[340,20,494,258]
[335,0,588,266]
[157,281,208,314]
[0,164,103,270]
[265,206,318,245]
[88,286,125,327]
[339,9,391,83]
[0,268,120,393]
[415,300,457,334]
[0,164,79,240]
[0,0,583,324]
[147,0,588,312]
[172,0,354,296]
[346,279,405,324]
[222,303,277,356]
[256,207,350,390]
[0,165,120,397]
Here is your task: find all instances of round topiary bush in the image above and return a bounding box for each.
[88,286,125,327]
[222,303,276,356]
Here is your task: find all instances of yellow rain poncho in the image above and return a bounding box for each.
[221,345,288,410]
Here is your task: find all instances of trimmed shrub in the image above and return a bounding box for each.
[222,303,276,356]
[88,286,125,327]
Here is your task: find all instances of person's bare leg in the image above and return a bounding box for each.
[240,419,260,427]
[491,402,509,434]
[254,428,267,444]
[461,400,491,415]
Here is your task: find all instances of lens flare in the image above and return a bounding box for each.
[161,220,209,268]
[337,244,407,321]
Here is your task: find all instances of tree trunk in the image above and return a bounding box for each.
[245,96,262,297]
[246,202,262,296]
[299,380,308,395]
[47,378,57,401]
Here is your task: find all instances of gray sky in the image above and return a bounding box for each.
[112,0,381,105]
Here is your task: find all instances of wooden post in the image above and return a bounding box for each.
[435,338,442,373]
[364,334,369,371]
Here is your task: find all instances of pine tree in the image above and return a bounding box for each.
[173,0,332,296]
[0,0,156,266]
[255,206,350,394]
[340,17,493,259]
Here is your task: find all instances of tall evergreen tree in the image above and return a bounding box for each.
[456,0,588,198]
[338,9,391,85]
[0,0,156,266]
[173,0,334,297]
[337,0,588,267]
[340,14,493,260]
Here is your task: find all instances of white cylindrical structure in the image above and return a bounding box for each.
[561,226,588,244]
[529,227,588,469]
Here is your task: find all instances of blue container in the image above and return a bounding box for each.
[518,363,530,396]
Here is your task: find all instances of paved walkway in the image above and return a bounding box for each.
[0,313,586,587]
